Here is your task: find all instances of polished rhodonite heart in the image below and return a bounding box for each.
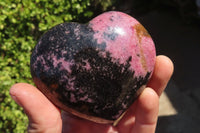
[30,11,156,124]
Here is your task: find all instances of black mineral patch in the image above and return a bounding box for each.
[103,27,118,41]
[30,22,151,121]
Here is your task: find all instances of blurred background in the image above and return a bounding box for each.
[0,0,200,132]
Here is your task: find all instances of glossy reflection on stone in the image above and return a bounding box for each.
[30,11,156,124]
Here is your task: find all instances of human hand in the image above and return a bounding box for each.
[10,55,173,133]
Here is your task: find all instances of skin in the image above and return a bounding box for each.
[10,55,174,133]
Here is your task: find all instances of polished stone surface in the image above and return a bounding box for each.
[30,11,156,123]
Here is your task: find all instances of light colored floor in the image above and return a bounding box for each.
[159,92,177,117]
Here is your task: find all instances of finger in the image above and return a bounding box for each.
[10,83,62,132]
[62,111,118,133]
[147,55,174,96]
[132,87,159,133]
[117,55,173,129]
[116,101,137,132]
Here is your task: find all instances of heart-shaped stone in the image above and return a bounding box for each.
[30,11,156,124]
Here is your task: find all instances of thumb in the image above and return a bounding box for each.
[10,83,62,133]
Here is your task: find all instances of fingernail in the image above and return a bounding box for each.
[10,91,23,107]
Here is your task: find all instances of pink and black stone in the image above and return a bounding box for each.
[30,11,156,124]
